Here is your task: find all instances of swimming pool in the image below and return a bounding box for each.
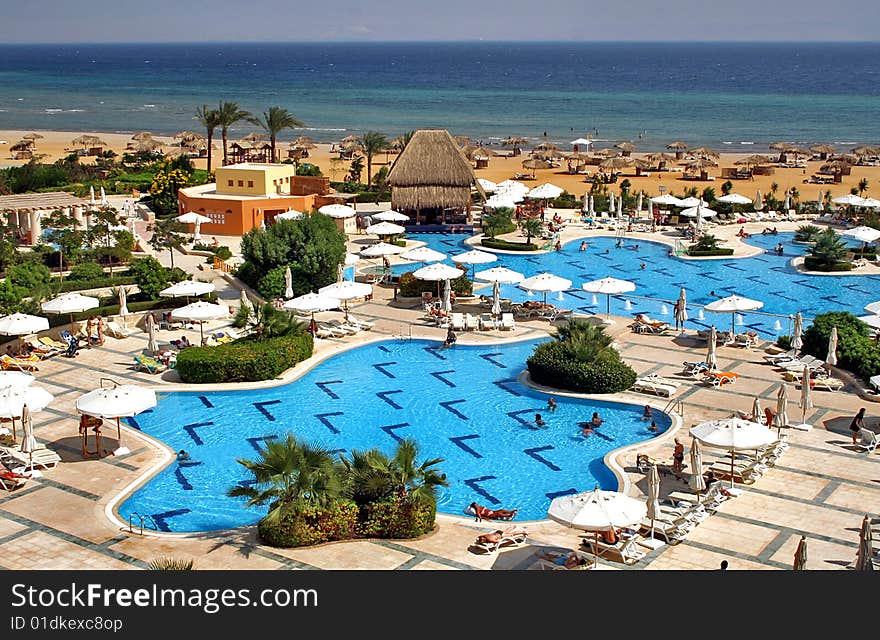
[402,231,879,337]
[117,338,670,532]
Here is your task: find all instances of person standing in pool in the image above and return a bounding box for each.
[534,413,546,428]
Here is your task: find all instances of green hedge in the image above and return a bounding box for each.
[801,312,880,383]
[481,238,538,251]
[257,500,359,548]
[686,248,735,257]
[192,244,233,262]
[527,341,638,394]
[398,271,472,297]
[357,498,436,539]
[848,248,877,260]
[55,275,137,293]
[175,333,314,383]
[803,256,853,272]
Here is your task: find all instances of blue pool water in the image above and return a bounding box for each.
[117,338,670,532]
[401,232,879,336]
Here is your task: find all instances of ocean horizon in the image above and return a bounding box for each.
[1,41,878,150]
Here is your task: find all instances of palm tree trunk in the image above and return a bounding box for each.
[222,129,229,166]
[271,135,276,163]
[367,154,373,187]
[169,246,175,269]
[206,131,213,174]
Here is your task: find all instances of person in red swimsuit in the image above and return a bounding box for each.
[469,502,518,522]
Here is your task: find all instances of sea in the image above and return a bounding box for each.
[0,42,878,150]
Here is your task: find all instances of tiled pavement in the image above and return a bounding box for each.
[2,283,877,571]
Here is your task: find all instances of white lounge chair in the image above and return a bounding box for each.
[1,444,61,471]
[630,377,678,398]
[346,315,374,331]
[857,429,877,453]
[471,525,529,554]
[104,320,138,339]
[580,532,647,565]
[450,313,465,331]
[535,549,596,571]
[479,313,497,330]
[500,313,515,331]
[465,314,480,331]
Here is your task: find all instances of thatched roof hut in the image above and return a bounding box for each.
[387,129,478,221]
[131,131,154,142]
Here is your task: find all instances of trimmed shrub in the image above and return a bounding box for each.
[358,498,436,539]
[481,237,538,251]
[257,265,288,299]
[175,333,314,383]
[528,342,638,393]
[67,261,105,281]
[686,248,735,257]
[7,261,51,290]
[398,271,472,297]
[257,500,359,548]
[803,256,852,272]
[57,275,137,293]
[801,311,880,383]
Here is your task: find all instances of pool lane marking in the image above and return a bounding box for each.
[430,370,456,387]
[439,399,468,420]
[372,361,398,378]
[493,378,521,396]
[380,422,410,442]
[198,395,214,408]
[174,462,202,491]
[253,400,282,421]
[546,487,579,500]
[463,476,499,504]
[479,352,505,368]
[151,508,191,532]
[124,409,152,430]
[523,445,561,471]
[315,380,343,399]
[449,434,482,458]
[376,390,404,409]
[182,421,214,446]
[507,409,539,428]
[378,345,391,353]
[246,435,278,452]
[423,346,447,360]
[315,412,344,434]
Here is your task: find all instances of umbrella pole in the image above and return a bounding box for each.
[730,446,735,490]
[595,531,599,565]
[117,417,122,450]
[199,321,204,346]
[607,294,611,319]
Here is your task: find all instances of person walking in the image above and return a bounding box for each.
[850,407,867,445]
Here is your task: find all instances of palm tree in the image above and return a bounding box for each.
[254,106,303,163]
[361,131,389,187]
[858,178,869,196]
[520,217,543,245]
[347,156,364,183]
[770,182,779,197]
[809,228,849,266]
[342,439,446,506]
[228,434,346,525]
[194,105,220,174]
[248,302,305,339]
[217,101,254,166]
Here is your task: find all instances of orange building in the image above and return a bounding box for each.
[177,163,355,236]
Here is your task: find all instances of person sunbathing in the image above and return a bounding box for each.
[537,550,587,569]
[634,314,666,328]
[469,502,518,522]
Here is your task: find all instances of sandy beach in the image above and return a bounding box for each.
[2,127,878,203]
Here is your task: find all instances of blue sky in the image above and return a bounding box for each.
[2,0,878,43]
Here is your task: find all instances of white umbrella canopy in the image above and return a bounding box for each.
[412,263,465,282]
[791,312,804,352]
[451,249,497,278]
[774,384,789,433]
[716,193,754,205]
[496,179,529,193]
[754,190,764,210]
[0,371,35,388]
[690,417,776,489]
[0,313,49,337]
[319,280,373,321]
[826,326,839,367]
[282,292,340,314]
[275,209,304,221]
[795,364,813,431]
[344,252,361,267]
[172,301,228,345]
[527,183,564,199]
[832,193,866,206]
[645,463,663,544]
[159,280,215,298]
[401,247,446,263]
[284,266,293,299]
[76,384,157,456]
[145,312,158,355]
[678,197,709,208]
[117,287,129,318]
[442,278,452,313]
[570,138,592,146]
[864,301,880,316]
[475,266,524,284]
[680,206,717,217]
[861,197,880,209]
[491,281,501,317]
[841,225,880,246]
[318,203,357,218]
[0,385,54,419]
[705,294,763,336]
[360,242,406,257]
[365,210,405,224]
[519,272,572,305]
[476,178,497,193]
[365,221,406,236]
[858,314,880,330]
[583,277,636,319]
[175,211,211,224]
[483,194,518,209]
[706,325,717,368]
[650,194,684,206]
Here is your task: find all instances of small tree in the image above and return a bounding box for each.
[128,256,170,299]
[148,160,191,216]
[701,187,716,205]
[809,228,849,266]
[520,217,543,245]
[44,209,85,277]
[693,234,720,251]
[347,157,364,183]
[147,217,188,269]
[721,180,734,196]
[858,178,869,196]
[361,131,389,188]
[482,207,514,239]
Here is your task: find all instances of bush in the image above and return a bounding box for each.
[686,248,735,257]
[67,262,105,281]
[776,335,792,350]
[802,256,853,272]
[801,312,880,383]
[257,265,288,300]
[192,243,233,261]
[56,274,137,293]
[257,500,359,548]
[175,333,314,383]
[128,256,171,299]
[480,238,538,251]
[794,225,822,242]
[357,498,436,539]
[397,271,472,297]
[481,208,516,238]
[7,261,51,290]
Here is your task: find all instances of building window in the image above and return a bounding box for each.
[238,180,244,187]
[248,180,254,187]
[227,180,233,187]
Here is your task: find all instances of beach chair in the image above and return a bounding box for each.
[806,376,845,392]
[708,459,764,484]
[104,320,138,339]
[857,429,877,453]
[682,361,713,376]
[638,374,683,389]
[580,532,647,565]
[479,313,497,330]
[733,332,759,349]
[1,444,61,472]
[631,314,671,334]
[325,319,358,335]
[0,354,39,372]
[630,377,678,398]
[450,313,465,331]
[639,516,693,544]
[763,349,798,364]
[133,354,167,374]
[316,322,348,338]
[24,338,61,359]
[471,525,529,554]
[500,313,516,331]
[535,549,596,571]
[39,336,68,351]
[777,355,825,371]
[702,371,739,387]
[464,314,480,331]
[0,464,29,490]
[346,315,375,331]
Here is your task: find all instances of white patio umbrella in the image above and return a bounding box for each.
[117,286,129,320]
[483,194,518,209]
[858,314,880,330]
[855,514,875,572]
[688,438,706,497]
[159,280,215,300]
[76,384,157,456]
[783,192,791,211]
[679,206,717,218]
[344,252,361,268]
[284,266,293,299]
[774,384,789,434]
[275,209,303,221]
[19,405,40,476]
[795,364,813,431]
[527,183,564,199]
[491,281,501,317]
[318,203,357,218]
[588,195,595,215]
[793,535,808,571]
[0,313,50,352]
[365,221,406,237]
[841,226,880,252]
[650,194,684,206]
[609,192,616,214]
[706,325,717,368]
[865,301,880,316]
[89,186,96,205]
[0,371,35,389]
[751,396,762,423]
[442,278,452,313]
[412,262,465,299]
[547,488,647,564]
[582,277,636,320]
[678,197,709,208]
[145,312,158,355]
[475,266,524,284]
[754,190,764,211]
[0,385,54,419]
[401,246,446,264]
[570,138,592,146]
[674,288,688,331]
[861,197,880,209]
[519,272,572,306]
[171,301,228,345]
[239,288,252,312]
[476,178,497,193]
[100,186,108,207]
[826,326,838,367]
[283,291,340,331]
[704,294,763,337]
[636,192,643,217]
[690,417,776,490]
[717,193,754,205]
[791,312,804,353]
[645,463,663,547]
[319,280,372,321]
[496,179,529,195]
[372,210,409,222]
[451,249,497,279]
[832,193,866,206]
[360,242,405,258]
[175,211,211,242]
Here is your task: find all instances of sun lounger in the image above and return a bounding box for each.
[39,336,68,350]
[630,377,678,397]
[0,354,39,372]
[708,459,764,484]
[471,525,529,554]
[682,361,713,376]
[450,313,465,331]
[478,313,497,330]
[639,516,693,544]
[104,320,139,339]
[763,349,799,364]
[465,313,480,331]
[346,315,375,331]
[316,322,347,338]
[631,314,671,334]
[580,532,647,565]
[24,338,61,359]
[133,354,167,374]
[500,313,515,331]
[702,371,739,387]
[1,444,61,472]
[535,548,596,571]
[639,374,683,388]
[857,429,877,453]
[733,332,759,349]
[325,319,358,335]
[0,467,29,490]
[777,355,825,371]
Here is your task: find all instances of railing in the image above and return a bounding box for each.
[664,398,684,420]
[127,512,158,536]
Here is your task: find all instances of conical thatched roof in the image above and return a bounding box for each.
[533,142,559,152]
[853,145,880,156]
[136,139,165,153]
[531,149,562,160]
[689,146,719,158]
[599,156,634,169]
[22,133,44,141]
[522,158,551,170]
[686,157,718,169]
[174,130,204,143]
[644,152,675,162]
[615,141,637,152]
[769,141,793,151]
[388,129,477,211]
[72,135,105,147]
[735,154,771,165]
[131,131,153,141]
[503,136,528,147]
[10,140,32,152]
[810,144,836,154]
[821,160,852,172]
[666,141,688,150]
[340,135,361,145]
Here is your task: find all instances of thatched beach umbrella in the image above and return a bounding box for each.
[820,160,851,174]
[686,157,718,171]
[689,146,720,159]
[131,131,153,142]
[533,141,560,152]
[502,136,528,155]
[810,144,836,159]
[522,158,551,171]
[852,145,879,157]
[599,156,634,171]
[136,139,165,153]
[615,141,637,156]
[22,133,43,142]
[71,135,106,148]
[735,154,772,167]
